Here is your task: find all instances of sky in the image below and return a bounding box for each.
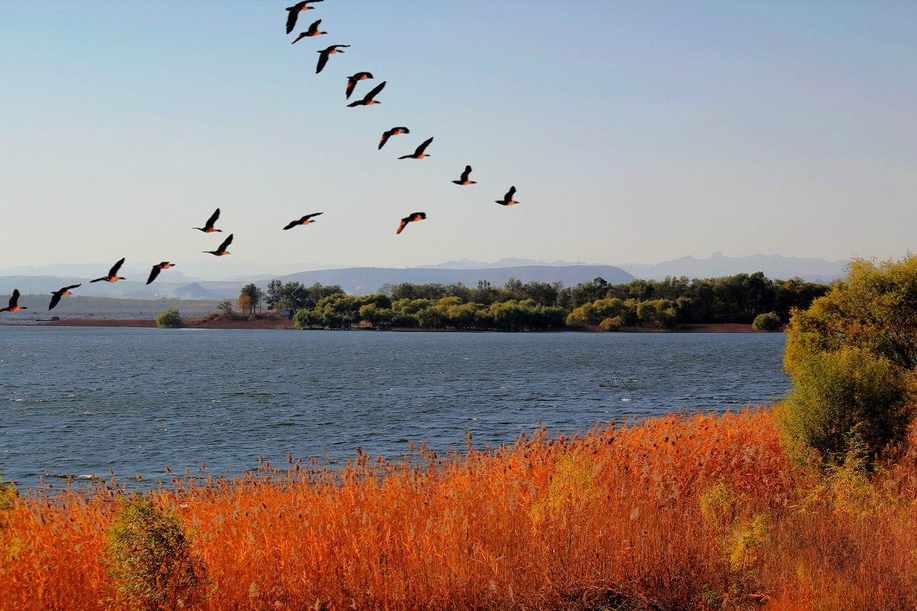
[1,1,915,278]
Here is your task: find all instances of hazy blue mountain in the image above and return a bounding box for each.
[417,258,589,269]
[0,265,634,301]
[620,252,847,282]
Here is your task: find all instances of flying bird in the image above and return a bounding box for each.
[316,44,350,74]
[283,212,323,230]
[90,258,126,283]
[291,19,326,43]
[147,262,175,285]
[496,186,520,206]
[204,234,233,257]
[193,208,222,233]
[452,165,477,186]
[347,80,386,108]
[49,284,81,311]
[286,1,324,35]
[379,126,409,150]
[0,290,26,313]
[396,212,426,235]
[398,137,434,160]
[345,72,373,99]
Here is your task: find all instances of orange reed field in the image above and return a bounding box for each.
[3,409,917,610]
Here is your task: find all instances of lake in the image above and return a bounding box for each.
[0,327,788,485]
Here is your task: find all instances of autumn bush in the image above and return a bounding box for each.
[3,409,917,610]
[780,255,917,465]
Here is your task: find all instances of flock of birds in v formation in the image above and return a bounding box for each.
[0,0,521,316]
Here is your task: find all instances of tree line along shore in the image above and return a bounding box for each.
[149,272,827,332]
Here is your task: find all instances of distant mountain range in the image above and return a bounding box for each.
[619,252,848,283]
[0,265,635,301]
[420,253,848,282]
[0,253,848,303]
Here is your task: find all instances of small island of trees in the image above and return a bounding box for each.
[216,272,830,332]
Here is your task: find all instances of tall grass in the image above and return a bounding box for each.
[2,409,916,610]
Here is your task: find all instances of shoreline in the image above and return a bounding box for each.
[5,318,762,333]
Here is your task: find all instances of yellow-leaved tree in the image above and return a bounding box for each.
[778,255,917,466]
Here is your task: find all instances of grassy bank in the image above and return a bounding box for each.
[2,409,915,610]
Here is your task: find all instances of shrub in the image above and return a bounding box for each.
[106,496,206,610]
[155,309,182,329]
[752,312,782,332]
[780,255,917,465]
[0,471,15,513]
[293,308,319,329]
[777,347,910,465]
[216,300,240,321]
[599,316,623,332]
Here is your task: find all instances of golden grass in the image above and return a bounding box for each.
[2,409,917,610]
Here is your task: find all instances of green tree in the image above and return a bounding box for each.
[155,309,182,329]
[265,279,283,310]
[216,300,235,319]
[779,256,917,465]
[239,283,263,316]
[752,312,782,332]
[293,308,320,329]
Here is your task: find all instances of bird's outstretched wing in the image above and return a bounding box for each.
[396,218,409,235]
[379,131,391,150]
[205,208,220,229]
[507,186,516,199]
[218,234,234,251]
[364,80,386,102]
[10,289,20,308]
[460,166,472,182]
[307,19,321,35]
[316,51,329,74]
[109,258,125,277]
[49,293,62,311]
[345,77,357,99]
[283,219,299,230]
[147,266,162,285]
[304,212,323,221]
[285,7,299,34]
[415,137,433,155]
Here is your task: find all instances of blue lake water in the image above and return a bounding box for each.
[0,327,788,485]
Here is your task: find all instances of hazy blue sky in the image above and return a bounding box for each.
[1,1,915,276]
